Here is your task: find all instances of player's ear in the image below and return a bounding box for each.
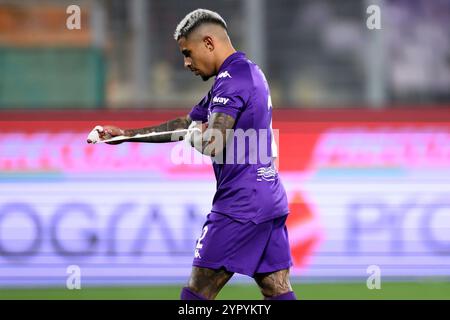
[203,36,214,51]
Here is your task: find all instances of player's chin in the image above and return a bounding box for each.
[200,74,211,81]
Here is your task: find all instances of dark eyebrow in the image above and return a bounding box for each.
[181,49,190,57]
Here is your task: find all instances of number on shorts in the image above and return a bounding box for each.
[196,226,208,249]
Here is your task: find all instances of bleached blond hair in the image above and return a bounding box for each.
[173,9,227,40]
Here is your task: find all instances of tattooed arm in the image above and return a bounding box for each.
[99,112,236,159]
[124,115,193,143]
[101,115,193,144]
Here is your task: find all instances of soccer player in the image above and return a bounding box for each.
[89,9,296,300]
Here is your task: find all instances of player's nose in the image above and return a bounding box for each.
[184,58,191,69]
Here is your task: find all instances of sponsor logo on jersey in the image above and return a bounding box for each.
[213,96,229,105]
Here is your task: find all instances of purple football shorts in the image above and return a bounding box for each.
[192,212,293,277]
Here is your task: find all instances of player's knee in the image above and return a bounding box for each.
[187,267,232,300]
[187,273,218,299]
[257,280,294,299]
[254,269,293,298]
[187,276,223,300]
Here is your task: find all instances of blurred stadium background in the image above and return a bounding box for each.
[0,0,449,299]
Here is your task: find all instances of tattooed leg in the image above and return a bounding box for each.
[254,269,293,298]
[186,266,234,300]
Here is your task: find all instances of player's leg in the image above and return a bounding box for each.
[254,268,297,300]
[181,212,272,300]
[181,266,234,300]
[252,215,297,299]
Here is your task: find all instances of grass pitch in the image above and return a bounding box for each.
[0,281,449,300]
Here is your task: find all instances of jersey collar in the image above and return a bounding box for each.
[217,51,246,75]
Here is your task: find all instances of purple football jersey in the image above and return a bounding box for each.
[189,51,289,224]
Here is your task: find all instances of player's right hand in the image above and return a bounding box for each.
[101,125,126,144]
[86,125,125,144]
